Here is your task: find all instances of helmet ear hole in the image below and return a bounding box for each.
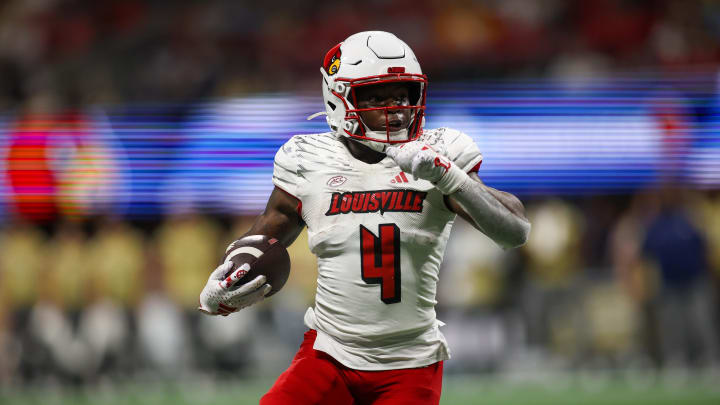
[334,83,348,96]
[342,120,357,133]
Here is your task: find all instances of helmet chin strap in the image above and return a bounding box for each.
[356,127,409,153]
[351,110,418,153]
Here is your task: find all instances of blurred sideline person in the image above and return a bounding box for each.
[159,214,222,308]
[198,31,530,405]
[641,189,718,367]
[522,199,584,354]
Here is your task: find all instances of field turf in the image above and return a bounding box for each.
[2,373,719,404]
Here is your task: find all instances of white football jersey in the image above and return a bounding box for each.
[272,128,483,370]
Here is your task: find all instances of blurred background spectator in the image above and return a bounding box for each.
[0,0,718,108]
[641,188,717,368]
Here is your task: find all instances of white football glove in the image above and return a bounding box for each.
[386,141,468,195]
[198,261,271,316]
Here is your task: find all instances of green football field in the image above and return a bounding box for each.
[2,373,720,404]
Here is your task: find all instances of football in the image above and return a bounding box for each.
[222,235,291,297]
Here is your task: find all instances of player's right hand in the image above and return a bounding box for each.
[198,262,272,316]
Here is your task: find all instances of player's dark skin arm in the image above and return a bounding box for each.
[243,187,306,248]
[199,187,301,315]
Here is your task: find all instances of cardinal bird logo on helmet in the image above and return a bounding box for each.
[323,43,342,76]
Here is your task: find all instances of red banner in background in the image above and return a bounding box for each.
[4,112,117,222]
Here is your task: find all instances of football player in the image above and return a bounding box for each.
[199,31,530,404]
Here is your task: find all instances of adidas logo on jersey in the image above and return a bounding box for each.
[390,172,410,184]
[326,189,427,216]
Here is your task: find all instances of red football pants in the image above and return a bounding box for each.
[260,329,443,405]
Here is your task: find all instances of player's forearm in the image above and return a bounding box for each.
[245,212,303,248]
[243,187,306,248]
[449,176,530,249]
[385,142,530,247]
[483,185,527,220]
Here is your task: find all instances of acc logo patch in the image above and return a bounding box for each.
[323,43,342,76]
[327,175,347,187]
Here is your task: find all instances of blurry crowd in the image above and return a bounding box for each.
[0,213,319,385]
[0,0,719,112]
[1,188,719,386]
[440,188,720,374]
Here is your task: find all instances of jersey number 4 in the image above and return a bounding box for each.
[360,224,401,304]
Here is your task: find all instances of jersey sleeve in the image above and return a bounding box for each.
[443,128,483,173]
[272,136,300,198]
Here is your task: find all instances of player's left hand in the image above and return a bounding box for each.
[386,141,468,194]
[386,141,450,182]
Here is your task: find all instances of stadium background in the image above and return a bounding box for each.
[1,0,720,404]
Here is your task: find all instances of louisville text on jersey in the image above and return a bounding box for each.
[325,189,427,216]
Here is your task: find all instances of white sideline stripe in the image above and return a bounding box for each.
[224,246,264,264]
